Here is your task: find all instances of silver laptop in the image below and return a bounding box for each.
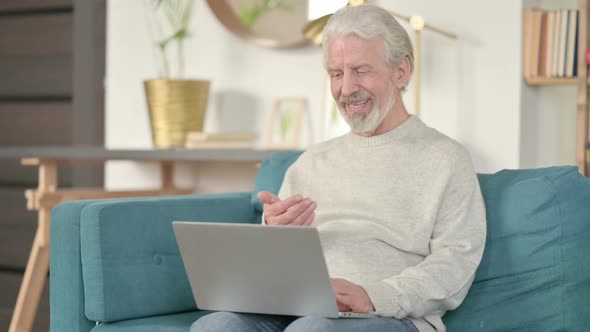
[172,221,378,318]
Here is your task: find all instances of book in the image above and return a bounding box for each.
[565,9,579,77]
[523,8,534,78]
[530,9,543,77]
[545,11,555,77]
[539,12,549,77]
[573,10,579,76]
[557,9,569,77]
[184,132,257,149]
[186,132,257,142]
[552,10,562,77]
[185,141,256,149]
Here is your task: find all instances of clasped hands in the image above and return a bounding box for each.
[258,191,376,313]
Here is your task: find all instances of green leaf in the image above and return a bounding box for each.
[146,0,194,78]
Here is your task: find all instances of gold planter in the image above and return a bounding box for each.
[144,79,210,148]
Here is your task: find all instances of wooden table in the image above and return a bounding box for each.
[0,146,279,332]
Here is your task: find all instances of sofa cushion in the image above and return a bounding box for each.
[252,150,302,213]
[92,310,210,332]
[444,166,590,331]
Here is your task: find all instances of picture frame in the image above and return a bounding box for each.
[266,97,307,149]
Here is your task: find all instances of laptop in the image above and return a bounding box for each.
[172,221,379,318]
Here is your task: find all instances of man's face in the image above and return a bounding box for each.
[327,35,398,135]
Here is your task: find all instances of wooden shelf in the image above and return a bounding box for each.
[525,77,584,85]
[522,0,588,176]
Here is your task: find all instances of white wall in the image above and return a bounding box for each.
[376,0,524,172]
[105,0,529,192]
[520,85,577,168]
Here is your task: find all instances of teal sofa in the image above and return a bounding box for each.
[50,151,590,331]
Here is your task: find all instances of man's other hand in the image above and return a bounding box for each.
[257,191,316,226]
[331,278,376,313]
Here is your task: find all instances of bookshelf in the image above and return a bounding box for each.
[523,0,589,176]
[525,77,580,84]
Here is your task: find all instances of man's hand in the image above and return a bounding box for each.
[331,278,375,313]
[258,191,316,226]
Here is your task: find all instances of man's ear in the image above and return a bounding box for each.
[395,57,412,89]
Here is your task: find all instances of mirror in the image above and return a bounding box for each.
[207,0,348,48]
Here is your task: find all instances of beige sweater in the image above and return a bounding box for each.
[277,116,486,332]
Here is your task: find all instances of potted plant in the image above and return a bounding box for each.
[144,0,209,148]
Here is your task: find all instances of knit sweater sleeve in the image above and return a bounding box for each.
[362,148,487,319]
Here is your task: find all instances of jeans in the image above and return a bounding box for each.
[190,311,419,332]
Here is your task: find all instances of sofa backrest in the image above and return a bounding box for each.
[252,151,590,331]
[65,193,255,326]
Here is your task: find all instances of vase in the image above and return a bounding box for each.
[144,79,210,148]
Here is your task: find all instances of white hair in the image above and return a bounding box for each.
[322,4,414,82]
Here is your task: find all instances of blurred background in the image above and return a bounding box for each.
[0,0,586,330]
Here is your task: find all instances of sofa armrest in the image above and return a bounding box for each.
[51,192,255,329]
[51,199,106,332]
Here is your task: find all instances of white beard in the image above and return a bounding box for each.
[339,91,396,134]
